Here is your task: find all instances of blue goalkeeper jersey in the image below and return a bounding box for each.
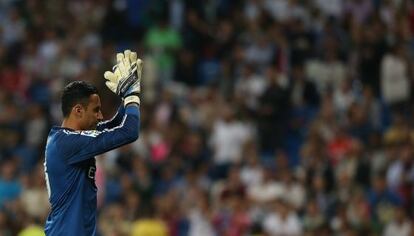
[44,105,140,236]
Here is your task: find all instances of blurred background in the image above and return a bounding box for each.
[0,0,414,235]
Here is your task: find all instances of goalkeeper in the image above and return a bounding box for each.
[43,50,142,235]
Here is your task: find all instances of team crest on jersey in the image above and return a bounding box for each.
[80,130,101,137]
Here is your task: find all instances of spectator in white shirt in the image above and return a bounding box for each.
[209,104,252,179]
[380,44,410,109]
[383,206,412,236]
[263,200,302,236]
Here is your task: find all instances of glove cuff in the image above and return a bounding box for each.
[124,95,140,106]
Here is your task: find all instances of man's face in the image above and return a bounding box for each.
[79,94,103,130]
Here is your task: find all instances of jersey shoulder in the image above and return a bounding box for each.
[46,128,82,156]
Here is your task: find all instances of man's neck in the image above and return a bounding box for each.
[62,118,81,131]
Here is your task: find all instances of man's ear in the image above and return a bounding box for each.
[73,104,84,118]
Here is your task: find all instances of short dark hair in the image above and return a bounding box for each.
[61,81,98,117]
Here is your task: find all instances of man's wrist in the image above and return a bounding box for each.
[124,95,140,106]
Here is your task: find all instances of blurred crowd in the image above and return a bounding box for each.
[0,0,414,235]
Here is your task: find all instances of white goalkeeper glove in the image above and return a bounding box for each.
[104,50,143,106]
